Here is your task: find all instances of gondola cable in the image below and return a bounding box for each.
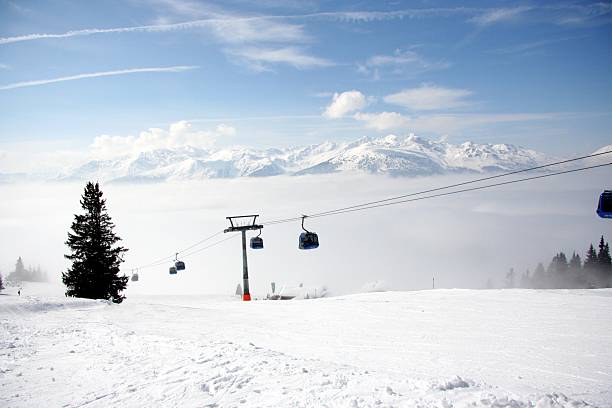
[132,229,225,270]
[303,161,612,220]
[128,152,611,272]
[261,150,612,225]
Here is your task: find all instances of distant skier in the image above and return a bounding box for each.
[17,289,21,296]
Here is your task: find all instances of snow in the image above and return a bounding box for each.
[50,135,556,182]
[1,283,611,407]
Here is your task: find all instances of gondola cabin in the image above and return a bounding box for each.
[131,273,139,282]
[299,232,319,250]
[175,261,185,271]
[169,266,177,275]
[250,236,264,249]
[597,190,612,218]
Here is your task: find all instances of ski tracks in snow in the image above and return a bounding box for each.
[0,295,601,407]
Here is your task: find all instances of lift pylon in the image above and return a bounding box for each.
[224,215,263,301]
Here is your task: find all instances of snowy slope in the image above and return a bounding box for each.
[1,285,611,407]
[57,135,548,182]
[587,144,612,165]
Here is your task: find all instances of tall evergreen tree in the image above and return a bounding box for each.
[596,236,612,287]
[519,269,531,288]
[584,243,599,288]
[548,252,568,288]
[532,263,546,289]
[568,252,583,288]
[597,237,611,265]
[585,244,598,267]
[7,256,26,282]
[0,272,4,291]
[62,182,128,303]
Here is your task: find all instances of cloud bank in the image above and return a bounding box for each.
[1,169,609,296]
[91,121,236,159]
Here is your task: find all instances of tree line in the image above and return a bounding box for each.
[505,236,612,289]
[4,257,48,283]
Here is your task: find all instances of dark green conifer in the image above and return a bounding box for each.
[597,236,611,287]
[568,252,583,288]
[62,182,128,302]
[548,252,568,288]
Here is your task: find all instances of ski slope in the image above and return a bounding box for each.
[1,284,611,407]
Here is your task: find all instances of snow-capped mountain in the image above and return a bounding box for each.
[59,134,546,182]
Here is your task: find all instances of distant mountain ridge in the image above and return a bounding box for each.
[58,134,549,182]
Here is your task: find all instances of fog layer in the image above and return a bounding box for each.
[0,168,609,296]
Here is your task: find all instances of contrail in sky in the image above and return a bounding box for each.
[0,66,199,90]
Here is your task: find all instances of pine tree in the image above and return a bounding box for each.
[597,237,611,265]
[0,272,4,291]
[532,263,546,289]
[584,243,599,288]
[568,252,583,288]
[62,182,128,303]
[519,269,531,288]
[7,257,26,282]
[597,236,612,287]
[585,244,598,267]
[547,252,568,288]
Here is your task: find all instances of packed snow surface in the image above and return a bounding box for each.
[1,284,611,407]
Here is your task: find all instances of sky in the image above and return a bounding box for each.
[0,0,611,172]
[0,1,611,294]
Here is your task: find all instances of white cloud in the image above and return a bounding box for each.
[0,15,308,45]
[209,18,309,44]
[353,112,410,131]
[0,11,324,46]
[384,85,473,111]
[90,121,235,159]
[0,66,198,91]
[0,140,85,174]
[312,8,472,22]
[323,91,368,118]
[0,63,10,70]
[144,0,219,18]
[2,5,608,46]
[227,46,333,71]
[491,37,578,55]
[311,91,333,98]
[551,3,612,26]
[352,110,561,134]
[405,113,561,135]
[0,10,323,71]
[469,7,531,26]
[358,49,450,79]
[0,8,475,46]
[214,123,237,137]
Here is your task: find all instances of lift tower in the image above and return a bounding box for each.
[224,215,263,301]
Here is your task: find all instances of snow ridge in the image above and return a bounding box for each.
[58,134,547,182]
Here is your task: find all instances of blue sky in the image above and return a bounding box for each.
[0,0,611,171]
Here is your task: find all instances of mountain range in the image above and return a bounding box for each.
[56,134,550,182]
